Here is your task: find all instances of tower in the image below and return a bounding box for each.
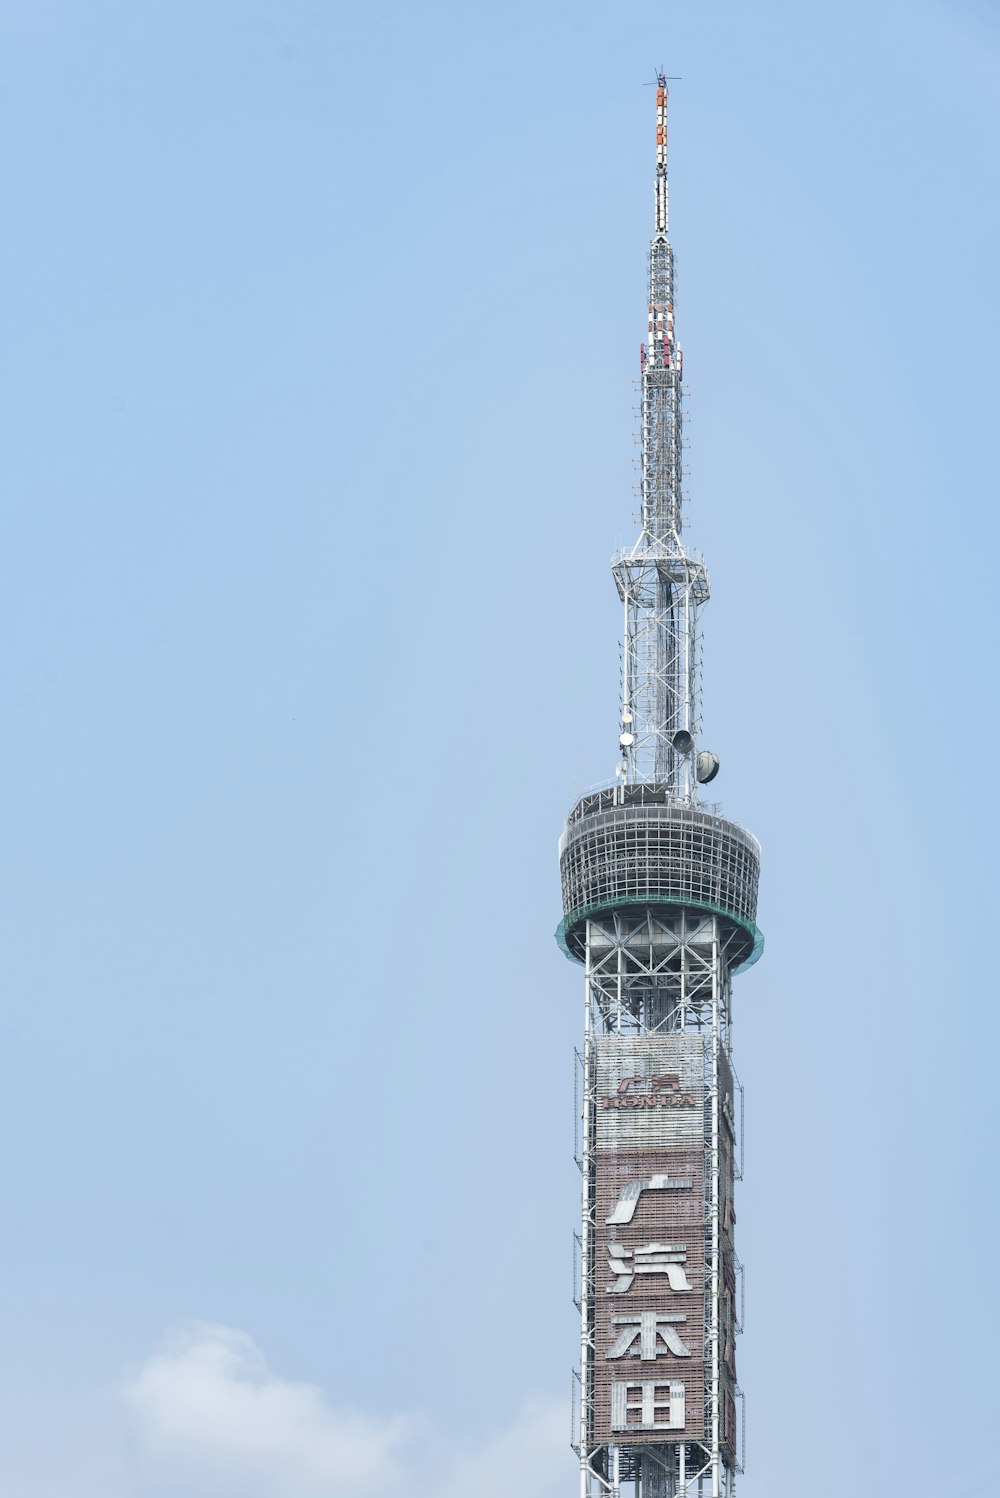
[558,79,762,1498]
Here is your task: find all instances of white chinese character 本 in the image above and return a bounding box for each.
[606,1311,692,1360]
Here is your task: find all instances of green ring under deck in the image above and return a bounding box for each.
[556,894,764,976]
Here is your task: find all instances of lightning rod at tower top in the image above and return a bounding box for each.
[557,75,763,1498]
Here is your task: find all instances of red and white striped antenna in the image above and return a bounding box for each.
[655,74,670,235]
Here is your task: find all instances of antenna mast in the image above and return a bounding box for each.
[615,75,708,795]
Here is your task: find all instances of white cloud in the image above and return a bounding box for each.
[123,1322,416,1498]
[122,1322,571,1498]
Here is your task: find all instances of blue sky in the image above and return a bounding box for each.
[0,1,997,1493]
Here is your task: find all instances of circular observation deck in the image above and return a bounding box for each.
[557,784,763,971]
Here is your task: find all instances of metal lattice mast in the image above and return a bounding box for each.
[615,80,708,796]
[557,77,763,1498]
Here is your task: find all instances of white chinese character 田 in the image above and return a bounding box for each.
[611,1379,686,1432]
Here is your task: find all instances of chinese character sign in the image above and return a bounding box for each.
[592,1036,708,1445]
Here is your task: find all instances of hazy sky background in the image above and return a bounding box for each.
[1,2,997,1494]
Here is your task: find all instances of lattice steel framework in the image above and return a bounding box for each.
[614,75,707,795]
[557,78,762,1498]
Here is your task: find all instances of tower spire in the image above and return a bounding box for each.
[613,78,705,793]
[655,73,669,236]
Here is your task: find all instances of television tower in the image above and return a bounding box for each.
[557,78,762,1498]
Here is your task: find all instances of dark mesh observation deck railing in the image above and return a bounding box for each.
[557,784,762,969]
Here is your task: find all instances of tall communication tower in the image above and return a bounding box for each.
[557,79,763,1498]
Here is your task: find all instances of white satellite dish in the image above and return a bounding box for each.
[696,750,720,784]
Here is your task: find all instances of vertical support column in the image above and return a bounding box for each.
[581,923,594,1498]
[710,921,721,1498]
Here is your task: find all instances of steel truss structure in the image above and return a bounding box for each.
[557,78,762,1498]
[616,74,704,795]
[575,911,745,1498]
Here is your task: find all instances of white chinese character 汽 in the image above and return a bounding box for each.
[607,1242,693,1294]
